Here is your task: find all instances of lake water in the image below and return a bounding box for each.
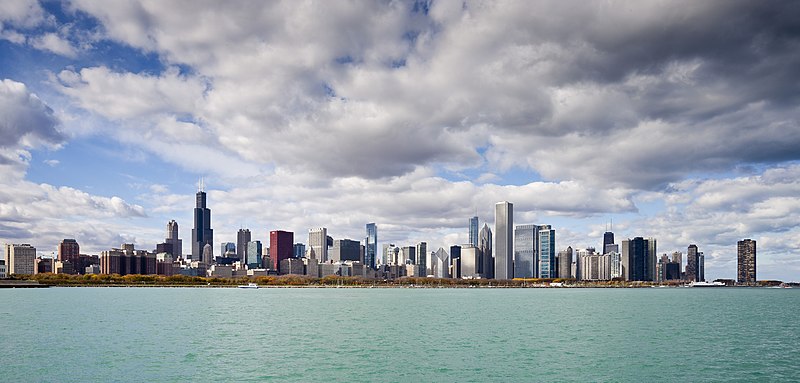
[1,287,798,382]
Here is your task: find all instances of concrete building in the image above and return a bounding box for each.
[460,245,481,279]
[165,220,182,258]
[401,246,416,265]
[621,237,655,281]
[279,258,305,275]
[686,244,699,282]
[331,239,361,262]
[538,225,556,278]
[4,243,36,275]
[270,230,294,272]
[578,252,612,281]
[308,228,328,262]
[432,247,450,278]
[514,224,539,279]
[557,247,573,279]
[58,239,80,268]
[494,201,513,280]
[100,244,156,275]
[236,229,251,264]
[737,239,757,285]
[383,244,399,265]
[0,260,5,278]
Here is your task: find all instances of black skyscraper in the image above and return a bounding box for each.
[603,231,614,254]
[191,186,213,261]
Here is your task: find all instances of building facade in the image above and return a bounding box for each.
[737,239,757,285]
[331,239,361,262]
[365,223,377,269]
[5,244,36,275]
[237,229,251,263]
[494,201,513,280]
[270,230,294,272]
[416,242,427,276]
[514,224,539,279]
[479,223,493,279]
[469,216,479,247]
[538,225,556,278]
[557,246,573,279]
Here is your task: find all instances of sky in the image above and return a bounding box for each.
[1,0,799,281]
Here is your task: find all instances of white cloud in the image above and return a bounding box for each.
[29,32,78,57]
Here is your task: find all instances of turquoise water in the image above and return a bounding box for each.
[1,287,798,382]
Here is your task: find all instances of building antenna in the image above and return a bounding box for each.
[199,177,204,192]
[610,217,613,232]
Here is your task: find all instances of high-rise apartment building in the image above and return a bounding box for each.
[270,230,294,272]
[308,228,328,262]
[479,224,493,279]
[4,243,36,275]
[494,201,513,280]
[469,216,479,247]
[237,229,251,263]
[514,224,539,279]
[686,244,699,282]
[737,239,757,285]
[191,185,213,261]
[621,237,655,281]
[557,246,573,279]
[365,223,377,269]
[58,239,80,264]
[538,225,556,278]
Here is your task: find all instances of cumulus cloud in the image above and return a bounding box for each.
[29,32,78,57]
[0,79,64,148]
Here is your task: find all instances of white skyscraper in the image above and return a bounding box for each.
[494,201,513,280]
[308,228,328,262]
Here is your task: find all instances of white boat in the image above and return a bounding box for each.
[238,283,259,289]
[688,281,725,287]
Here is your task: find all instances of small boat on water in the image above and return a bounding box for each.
[238,283,259,289]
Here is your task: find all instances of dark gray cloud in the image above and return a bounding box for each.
[0,79,64,148]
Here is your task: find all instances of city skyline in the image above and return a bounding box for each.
[0,1,799,281]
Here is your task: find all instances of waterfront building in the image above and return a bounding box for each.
[432,247,450,278]
[58,239,80,265]
[578,252,613,281]
[686,244,699,282]
[609,252,622,279]
[538,225,556,278]
[621,237,655,281]
[365,223,377,269]
[331,239,361,262]
[0,260,5,278]
[698,252,705,282]
[37,257,54,274]
[100,244,156,275]
[514,224,539,279]
[166,220,182,258]
[246,241,262,269]
[308,228,328,262]
[293,243,306,259]
[469,216,479,247]
[479,224,493,279]
[191,184,213,261]
[270,230,294,272]
[460,245,481,279]
[737,239,757,285]
[416,242,427,276]
[4,243,36,275]
[494,201,513,280]
[557,247,573,279]
[237,229,251,263]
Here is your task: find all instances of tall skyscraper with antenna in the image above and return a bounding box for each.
[191,179,213,262]
[602,220,616,255]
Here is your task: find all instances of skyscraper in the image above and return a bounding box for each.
[538,225,556,278]
[514,224,539,279]
[270,230,294,272]
[308,228,328,262]
[237,229,251,263]
[365,223,377,269]
[4,243,36,275]
[557,246,573,279]
[737,239,757,285]
[603,230,615,254]
[416,241,427,276]
[246,240,262,269]
[165,220,182,258]
[495,201,513,280]
[621,237,655,281]
[479,223,493,278]
[191,184,213,261]
[686,244,699,282]
[469,216,479,247]
[58,239,80,264]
